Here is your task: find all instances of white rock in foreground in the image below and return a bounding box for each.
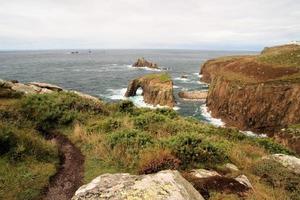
[266,154,300,174]
[189,169,220,178]
[72,170,204,200]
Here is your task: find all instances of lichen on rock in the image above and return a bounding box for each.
[72,170,204,200]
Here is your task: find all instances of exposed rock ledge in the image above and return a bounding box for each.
[178,91,207,101]
[133,57,159,69]
[0,79,100,102]
[72,170,204,200]
[125,73,175,107]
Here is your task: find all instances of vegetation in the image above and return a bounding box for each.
[143,73,171,82]
[0,92,297,199]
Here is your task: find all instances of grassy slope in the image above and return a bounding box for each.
[208,44,300,84]
[0,92,299,199]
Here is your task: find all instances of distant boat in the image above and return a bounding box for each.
[71,51,79,54]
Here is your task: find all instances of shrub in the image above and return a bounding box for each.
[0,126,16,155]
[256,138,293,155]
[88,118,122,133]
[20,92,106,131]
[252,159,300,200]
[107,129,153,151]
[0,123,58,163]
[133,112,167,130]
[166,133,203,166]
[118,100,134,113]
[138,149,181,174]
[155,108,178,119]
[166,133,228,167]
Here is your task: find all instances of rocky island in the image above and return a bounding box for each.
[133,57,160,69]
[200,44,300,153]
[125,73,175,107]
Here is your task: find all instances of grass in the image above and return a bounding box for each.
[0,92,297,199]
[258,49,300,68]
[143,73,171,82]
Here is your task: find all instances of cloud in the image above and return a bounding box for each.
[0,0,299,50]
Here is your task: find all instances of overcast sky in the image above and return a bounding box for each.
[0,0,299,50]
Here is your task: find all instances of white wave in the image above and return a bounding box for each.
[126,65,164,71]
[104,88,180,110]
[173,85,180,89]
[193,73,203,78]
[240,131,268,138]
[174,77,191,83]
[105,88,127,100]
[200,104,225,127]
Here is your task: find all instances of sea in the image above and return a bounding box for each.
[0,49,256,126]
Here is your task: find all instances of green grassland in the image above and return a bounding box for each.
[0,92,299,200]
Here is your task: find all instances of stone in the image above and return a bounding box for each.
[224,163,239,172]
[12,83,39,94]
[234,175,253,189]
[265,154,300,174]
[72,170,204,200]
[178,91,207,101]
[71,91,101,102]
[28,82,63,91]
[189,169,220,178]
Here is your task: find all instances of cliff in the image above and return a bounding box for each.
[200,44,300,134]
[125,73,175,107]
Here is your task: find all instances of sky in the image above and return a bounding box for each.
[0,0,299,50]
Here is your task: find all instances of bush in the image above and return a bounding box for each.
[155,108,178,119]
[256,138,293,155]
[118,100,134,113]
[107,129,153,151]
[0,123,58,163]
[88,118,122,133]
[20,92,106,131]
[138,149,181,174]
[252,159,300,200]
[134,112,167,130]
[166,133,228,167]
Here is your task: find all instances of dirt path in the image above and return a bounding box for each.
[43,134,84,200]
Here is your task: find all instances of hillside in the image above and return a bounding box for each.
[0,82,299,199]
[200,44,300,153]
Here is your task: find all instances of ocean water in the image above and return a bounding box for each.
[0,49,256,125]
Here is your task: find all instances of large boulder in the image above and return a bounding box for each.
[125,73,175,107]
[265,154,300,174]
[133,57,159,69]
[28,82,63,91]
[72,170,204,200]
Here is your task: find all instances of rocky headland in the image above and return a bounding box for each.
[125,73,175,107]
[200,44,300,152]
[133,57,159,69]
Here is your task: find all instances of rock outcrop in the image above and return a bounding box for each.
[0,79,101,103]
[200,44,300,134]
[125,73,175,107]
[133,57,159,69]
[178,91,207,101]
[264,154,300,174]
[72,170,204,200]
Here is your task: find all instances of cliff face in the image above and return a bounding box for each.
[201,44,300,134]
[207,78,300,132]
[125,74,175,107]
